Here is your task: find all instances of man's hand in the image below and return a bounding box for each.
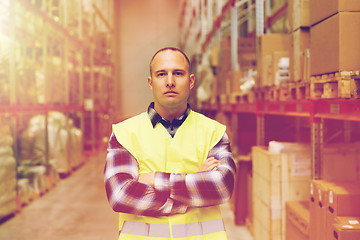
[138,172,155,187]
[199,157,220,172]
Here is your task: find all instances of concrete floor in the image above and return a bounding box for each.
[0,151,253,240]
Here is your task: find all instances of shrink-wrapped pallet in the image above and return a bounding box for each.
[17,165,47,195]
[49,127,70,174]
[19,112,83,175]
[17,179,32,206]
[0,125,17,220]
[69,128,83,169]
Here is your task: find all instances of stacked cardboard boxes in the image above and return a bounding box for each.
[252,143,311,240]
[216,37,257,100]
[310,12,360,76]
[256,34,291,87]
[226,70,243,96]
[309,142,360,240]
[310,0,360,27]
[288,0,311,84]
[218,37,232,97]
[309,180,360,240]
[238,37,256,71]
[310,0,360,98]
[333,216,360,239]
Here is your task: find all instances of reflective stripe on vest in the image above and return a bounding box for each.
[121,219,225,238]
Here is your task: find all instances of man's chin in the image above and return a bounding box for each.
[161,101,184,109]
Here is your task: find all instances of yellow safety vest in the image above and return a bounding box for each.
[112,110,228,240]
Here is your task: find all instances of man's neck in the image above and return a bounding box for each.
[154,103,187,122]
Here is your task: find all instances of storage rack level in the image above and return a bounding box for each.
[200,98,360,179]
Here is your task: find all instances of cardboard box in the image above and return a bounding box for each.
[289,0,310,31]
[309,181,360,240]
[211,45,218,66]
[335,216,360,225]
[309,180,335,240]
[261,54,273,87]
[286,201,310,240]
[333,217,360,240]
[310,12,360,76]
[326,183,360,240]
[256,34,291,87]
[261,51,290,86]
[257,34,291,60]
[322,143,360,181]
[291,28,310,82]
[238,38,256,69]
[310,0,360,26]
[227,70,243,94]
[238,37,256,54]
[220,37,231,71]
[303,49,311,82]
[239,53,256,69]
[216,69,228,95]
[252,145,311,240]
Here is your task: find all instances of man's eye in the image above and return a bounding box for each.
[157,73,165,77]
[175,72,183,76]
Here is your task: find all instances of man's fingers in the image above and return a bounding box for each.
[200,157,221,172]
[205,158,220,166]
[208,162,220,171]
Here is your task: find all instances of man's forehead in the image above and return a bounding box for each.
[153,50,187,62]
[152,51,189,69]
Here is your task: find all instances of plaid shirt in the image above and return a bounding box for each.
[104,103,236,217]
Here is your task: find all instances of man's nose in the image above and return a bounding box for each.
[166,73,175,87]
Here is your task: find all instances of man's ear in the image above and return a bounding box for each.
[189,74,195,90]
[148,77,153,90]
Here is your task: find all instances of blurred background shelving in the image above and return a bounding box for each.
[1,0,360,239]
[0,0,115,219]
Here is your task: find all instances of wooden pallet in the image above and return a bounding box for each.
[254,88,267,102]
[289,81,310,100]
[310,71,360,99]
[229,91,256,104]
[351,74,360,98]
[265,84,291,102]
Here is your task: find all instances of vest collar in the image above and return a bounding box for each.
[147,102,191,128]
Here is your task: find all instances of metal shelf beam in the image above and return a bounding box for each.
[201,99,360,122]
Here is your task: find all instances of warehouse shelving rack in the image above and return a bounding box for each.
[201,98,360,178]
[0,0,115,210]
[179,0,360,180]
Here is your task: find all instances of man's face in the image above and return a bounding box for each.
[148,50,195,111]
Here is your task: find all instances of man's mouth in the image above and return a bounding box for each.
[165,91,177,95]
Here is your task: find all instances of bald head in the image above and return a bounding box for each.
[149,47,190,77]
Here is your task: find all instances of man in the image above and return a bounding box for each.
[104,47,236,239]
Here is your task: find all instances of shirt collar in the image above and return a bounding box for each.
[147,102,191,128]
